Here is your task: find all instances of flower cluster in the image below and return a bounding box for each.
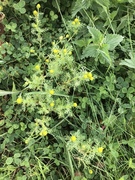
[72,18,80,25]
[83,72,94,81]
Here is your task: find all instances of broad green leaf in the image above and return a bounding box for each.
[74,39,91,47]
[87,26,104,44]
[72,0,92,17]
[81,44,99,59]
[120,58,135,69]
[105,34,124,51]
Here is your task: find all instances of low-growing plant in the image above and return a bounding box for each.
[0,0,135,179]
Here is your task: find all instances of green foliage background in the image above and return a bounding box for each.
[0,0,135,179]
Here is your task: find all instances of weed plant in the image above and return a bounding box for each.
[0,0,135,179]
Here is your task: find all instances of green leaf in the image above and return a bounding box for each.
[12,82,18,105]
[6,157,13,165]
[105,34,124,51]
[98,44,112,66]
[74,39,91,47]
[13,0,26,14]
[120,58,135,69]
[95,0,110,8]
[19,0,25,7]
[72,0,93,17]
[119,175,129,180]
[0,120,5,126]
[81,44,99,59]
[87,26,104,44]
[129,158,135,169]
[0,90,18,96]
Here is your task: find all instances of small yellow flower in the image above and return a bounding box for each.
[68,51,72,55]
[70,135,77,142]
[45,59,49,63]
[36,4,41,9]
[25,139,29,144]
[40,129,48,136]
[74,18,79,23]
[49,69,54,74]
[33,10,38,16]
[16,97,23,104]
[83,74,88,79]
[35,64,40,71]
[73,103,77,107]
[53,49,59,54]
[87,72,94,81]
[32,23,38,28]
[98,147,104,153]
[63,49,67,54]
[30,49,35,53]
[50,102,54,107]
[59,36,63,40]
[52,42,55,45]
[0,5,3,11]
[49,89,55,95]
[66,34,69,38]
[89,169,93,174]
[81,145,86,150]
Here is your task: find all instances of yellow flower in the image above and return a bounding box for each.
[25,139,29,144]
[72,21,75,25]
[45,59,49,63]
[66,34,69,38]
[35,64,40,71]
[36,4,41,9]
[49,89,55,95]
[89,169,93,174]
[33,10,38,16]
[49,69,54,74]
[53,49,59,54]
[63,49,67,54]
[70,135,77,142]
[52,42,55,45]
[40,129,48,136]
[83,73,88,79]
[30,49,35,53]
[73,18,80,25]
[32,23,38,28]
[81,145,86,150]
[59,36,63,40]
[74,18,79,23]
[16,97,23,104]
[0,5,3,11]
[87,72,94,81]
[73,103,77,107]
[69,51,72,55]
[50,102,54,107]
[98,147,104,153]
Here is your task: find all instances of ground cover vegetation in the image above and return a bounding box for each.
[0,0,135,179]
